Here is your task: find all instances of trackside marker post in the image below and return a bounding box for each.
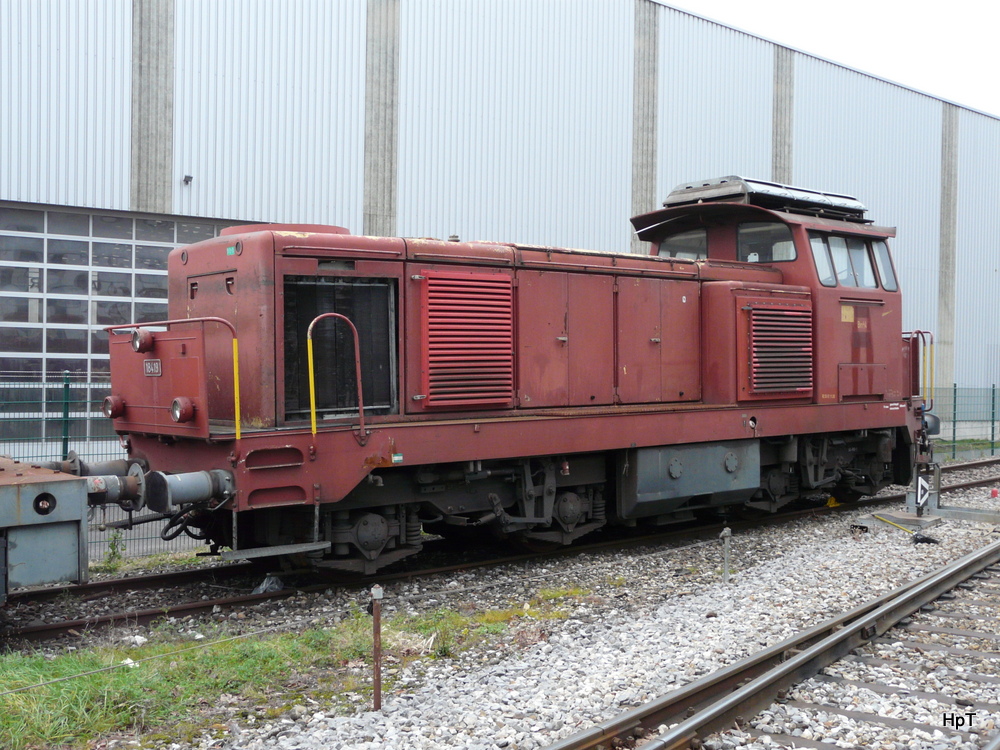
[720,527,732,583]
[372,584,383,711]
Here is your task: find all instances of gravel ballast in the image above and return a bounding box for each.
[142,485,1000,750]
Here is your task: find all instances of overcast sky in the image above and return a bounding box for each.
[664,0,1000,118]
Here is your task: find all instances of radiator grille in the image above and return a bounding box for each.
[422,272,514,408]
[750,307,813,393]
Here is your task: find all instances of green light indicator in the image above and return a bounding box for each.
[226,246,237,255]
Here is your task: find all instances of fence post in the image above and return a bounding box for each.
[61,371,71,460]
[951,382,957,460]
[992,385,996,457]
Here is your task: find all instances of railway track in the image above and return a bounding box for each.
[5,459,999,644]
[544,540,1000,750]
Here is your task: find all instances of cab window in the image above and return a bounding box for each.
[737,222,795,262]
[658,228,707,260]
[809,232,884,289]
[809,235,836,287]
[848,237,878,288]
[872,240,898,291]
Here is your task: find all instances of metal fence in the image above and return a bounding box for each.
[0,372,198,562]
[931,385,1000,460]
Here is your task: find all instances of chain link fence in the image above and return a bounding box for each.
[931,385,1000,460]
[0,371,198,563]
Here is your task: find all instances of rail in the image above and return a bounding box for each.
[546,538,1000,750]
[107,316,242,440]
[306,312,368,445]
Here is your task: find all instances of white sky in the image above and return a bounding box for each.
[664,0,1000,118]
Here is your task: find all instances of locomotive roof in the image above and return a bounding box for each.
[663,176,868,221]
[630,196,895,243]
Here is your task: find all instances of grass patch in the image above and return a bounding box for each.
[0,584,591,748]
[0,630,341,750]
[89,548,213,576]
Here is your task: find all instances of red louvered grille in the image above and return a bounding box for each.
[422,272,514,408]
[750,307,813,393]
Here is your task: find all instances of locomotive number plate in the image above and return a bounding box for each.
[143,359,162,377]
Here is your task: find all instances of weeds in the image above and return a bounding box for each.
[90,530,126,574]
[0,582,591,748]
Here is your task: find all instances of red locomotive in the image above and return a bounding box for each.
[101,177,933,573]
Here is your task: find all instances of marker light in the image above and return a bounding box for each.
[131,328,155,353]
[170,397,195,423]
[103,395,126,418]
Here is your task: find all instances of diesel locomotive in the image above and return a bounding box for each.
[95,177,933,573]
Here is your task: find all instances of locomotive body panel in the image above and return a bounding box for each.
[102,176,932,571]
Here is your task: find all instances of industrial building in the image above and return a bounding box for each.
[0,0,996,393]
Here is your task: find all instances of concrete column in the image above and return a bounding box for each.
[130,0,174,214]
[771,46,794,185]
[937,103,959,389]
[363,0,399,238]
[630,0,658,254]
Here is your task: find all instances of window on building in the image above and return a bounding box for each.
[47,298,88,324]
[135,245,170,270]
[47,239,88,265]
[135,302,167,324]
[93,300,132,325]
[136,219,175,242]
[1,326,43,352]
[135,273,168,298]
[48,212,90,236]
[46,268,89,294]
[92,215,133,239]
[0,204,232,382]
[92,242,133,268]
[2,266,41,293]
[91,271,131,297]
[0,208,44,232]
[47,328,89,353]
[0,235,44,263]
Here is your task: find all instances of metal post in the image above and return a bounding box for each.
[61,371,71,460]
[992,384,996,457]
[952,382,957,460]
[720,527,732,584]
[371,584,383,711]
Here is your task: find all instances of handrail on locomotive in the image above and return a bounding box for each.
[104,316,243,441]
[306,312,369,445]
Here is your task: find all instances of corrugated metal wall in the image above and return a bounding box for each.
[955,109,1000,387]
[654,6,772,203]
[0,0,131,210]
[793,56,942,335]
[171,0,366,229]
[4,0,1000,386]
[396,0,634,253]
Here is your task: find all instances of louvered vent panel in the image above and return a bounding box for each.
[422,272,514,408]
[750,308,813,393]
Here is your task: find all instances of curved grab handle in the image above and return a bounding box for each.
[306,313,367,444]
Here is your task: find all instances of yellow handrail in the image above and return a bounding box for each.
[909,330,935,412]
[306,312,367,444]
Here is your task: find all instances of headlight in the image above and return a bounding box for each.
[131,328,155,353]
[170,397,195,423]
[103,395,126,418]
